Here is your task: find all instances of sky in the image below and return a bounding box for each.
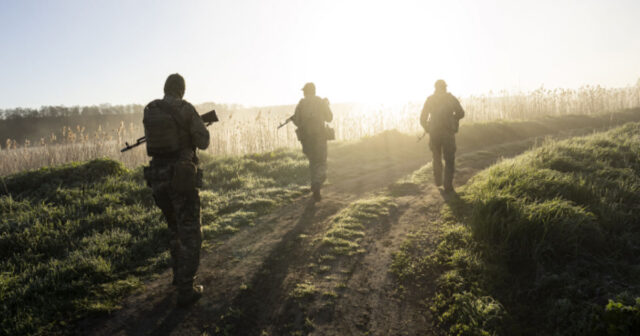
[0,0,639,108]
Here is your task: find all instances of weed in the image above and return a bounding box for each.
[290,281,318,300]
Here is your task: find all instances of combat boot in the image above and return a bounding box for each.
[443,182,455,194]
[177,285,203,307]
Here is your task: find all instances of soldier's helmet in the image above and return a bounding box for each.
[434,79,447,91]
[164,73,186,98]
[302,82,316,95]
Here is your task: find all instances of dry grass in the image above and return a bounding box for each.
[1,84,639,176]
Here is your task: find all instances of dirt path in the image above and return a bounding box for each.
[79,132,428,336]
[309,137,547,336]
[79,122,635,336]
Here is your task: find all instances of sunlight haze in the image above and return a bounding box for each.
[1,0,639,108]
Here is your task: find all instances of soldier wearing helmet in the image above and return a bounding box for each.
[420,79,465,193]
[291,82,333,201]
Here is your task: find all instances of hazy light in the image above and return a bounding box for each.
[0,0,639,108]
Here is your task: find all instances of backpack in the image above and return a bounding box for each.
[143,100,187,157]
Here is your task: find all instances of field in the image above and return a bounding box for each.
[2,104,640,335]
[1,84,639,176]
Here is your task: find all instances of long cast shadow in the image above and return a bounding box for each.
[206,200,319,335]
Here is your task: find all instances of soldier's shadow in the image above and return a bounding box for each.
[111,290,188,336]
[205,200,319,334]
[438,188,471,222]
[143,295,191,336]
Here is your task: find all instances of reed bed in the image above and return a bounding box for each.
[1,84,639,176]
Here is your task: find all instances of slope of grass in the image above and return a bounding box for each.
[0,150,308,336]
[392,122,640,335]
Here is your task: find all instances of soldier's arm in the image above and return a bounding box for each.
[451,95,465,120]
[291,99,303,127]
[323,98,333,122]
[185,103,210,150]
[420,99,430,130]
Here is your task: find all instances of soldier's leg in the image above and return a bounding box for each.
[300,140,314,187]
[312,140,328,186]
[429,135,443,186]
[309,141,328,200]
[171,190,203,296]
[442,135,457,191]
[152,183,180,284]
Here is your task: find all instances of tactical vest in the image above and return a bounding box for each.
[143,99,190,157]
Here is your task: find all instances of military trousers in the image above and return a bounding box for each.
[149,168,202,294]
[301,138,328,190]
[429,132,457,190]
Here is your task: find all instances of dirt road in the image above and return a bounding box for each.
[79,113,640,336]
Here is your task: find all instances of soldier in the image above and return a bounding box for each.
[420,79,465,193]
[292,82,333,201]
[142,73,210,306]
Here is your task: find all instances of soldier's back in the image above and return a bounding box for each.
[296,96,330,135]
[426,93,458,135]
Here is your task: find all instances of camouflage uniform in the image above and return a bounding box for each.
[420,85,465,191]
[143,81,210,302]
[292,86,333,200]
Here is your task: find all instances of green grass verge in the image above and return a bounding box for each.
[392,122,640,335]
[0,150,308,336]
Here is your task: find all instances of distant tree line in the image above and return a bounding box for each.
[0,104,144,120]
[0,102,240,149]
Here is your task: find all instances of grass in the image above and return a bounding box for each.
[290,281,319,300]
[391,122,640,335]
[4,109,640,335]
[320,196,397,258]
[0,149,308,336]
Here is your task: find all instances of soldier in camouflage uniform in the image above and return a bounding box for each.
[420,79,465,193]
[143,74,210,306]
[292,82,333,201]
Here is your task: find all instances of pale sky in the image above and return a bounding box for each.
[0,0,639,108]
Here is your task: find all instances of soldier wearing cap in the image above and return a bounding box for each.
[142,73,209,306]
[420,79,465,192]
[292,82,333,201]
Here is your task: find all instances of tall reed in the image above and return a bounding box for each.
[2,84,639,176]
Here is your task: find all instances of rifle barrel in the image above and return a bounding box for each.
[277,116,293,129]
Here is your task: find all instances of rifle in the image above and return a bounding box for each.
[278,116,293,129]
[417,131,427,142]
[121,110,219,152]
